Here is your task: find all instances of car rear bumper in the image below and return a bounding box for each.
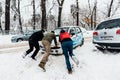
[11,39,17,43]
[93,42,120,49]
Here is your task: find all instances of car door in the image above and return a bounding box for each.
[75,27,83,46]
[69,27,77,46]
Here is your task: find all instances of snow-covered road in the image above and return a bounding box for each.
[1,36,120,80]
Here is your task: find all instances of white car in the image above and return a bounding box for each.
[41,26,84,54]
[93,18,120,51]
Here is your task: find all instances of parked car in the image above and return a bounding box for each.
[11,30,39,42]
[93,18,120,51]
[41,26,84,54]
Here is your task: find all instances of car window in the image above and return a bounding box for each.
[96,18,120,30]
[76,27,82,34]
[69,27,76,35]
[54,27,69,36]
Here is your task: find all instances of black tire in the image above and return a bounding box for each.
[17,38,23,42]
[96,46,107,53]
[80,38,84,46]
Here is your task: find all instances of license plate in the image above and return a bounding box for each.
[101,36,113,40]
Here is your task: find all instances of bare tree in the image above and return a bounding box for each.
[11,0,18,19]
[57,0,65,27]
[41,0,47,29]
[32,0,36,30]
[5,0,11,34]
[18,0,23,33]
[93,0,97,29]
[0,2,3,32]
[47,0,56,16]
[87,0,97,30]
[101,0,120,18]
[47,0,57,30]
[11,0,23,33]
[107,0,114,17]
[76,0,79,26]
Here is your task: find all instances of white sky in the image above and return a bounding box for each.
[63,0,109,13]
[19,0,111,20]
[1,0,119,21]
[1,33,120,80]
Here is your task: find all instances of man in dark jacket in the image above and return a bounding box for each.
[23,29,45,60]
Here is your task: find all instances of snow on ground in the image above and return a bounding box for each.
[0,35,13,45]
[1,32,120,80]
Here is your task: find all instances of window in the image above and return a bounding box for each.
[76,27,81,34]
[70,27,76,35]
[96,18,120,30]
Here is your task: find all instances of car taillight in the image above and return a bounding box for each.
[116,29,120,34]
[93,31,98,36]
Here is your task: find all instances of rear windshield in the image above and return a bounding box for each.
[96,18,120,30]
[54,27,69,36]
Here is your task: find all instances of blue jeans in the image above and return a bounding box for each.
[61,41,74,71]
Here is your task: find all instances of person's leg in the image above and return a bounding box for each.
[61,42,72,72]
[31,41,40,59]
[67,41,74,57]
[26,41,34,56]
[68,41,79,65]
[39,40,50,68]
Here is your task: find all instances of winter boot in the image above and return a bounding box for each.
[22,52,27,58]
[68,69,72,74]
[31,56,37,60]
[39,62,46,71]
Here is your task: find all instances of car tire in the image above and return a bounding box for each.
[80,38,84,46]
[96,46,107,53]
[17,38,23,42]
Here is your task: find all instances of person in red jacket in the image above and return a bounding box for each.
[59,29,79,74]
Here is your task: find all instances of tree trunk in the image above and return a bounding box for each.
[0,18,3,32]
[93,0,97,29]
[33,0,36,30]
[5,0,11,34]
[76,0,79,26]
[57,6,62,27]
[18,0,23,34]
[107,0,113,17]
[57,0,65,27]
[41,0,46,30]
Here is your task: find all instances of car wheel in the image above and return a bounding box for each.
[80,38,84,46]
[96,46,107,53]
[17,39,23,42]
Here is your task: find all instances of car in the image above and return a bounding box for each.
[41,26,84,54]
[93,18,120,51]
[11,30,39,42]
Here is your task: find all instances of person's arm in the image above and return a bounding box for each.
[59,36,61,42]
[54,35,57,47]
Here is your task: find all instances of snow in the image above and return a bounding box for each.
[1,32,120,80]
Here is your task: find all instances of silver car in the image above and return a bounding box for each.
[93,18,120,50]
[11,30,39,42]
